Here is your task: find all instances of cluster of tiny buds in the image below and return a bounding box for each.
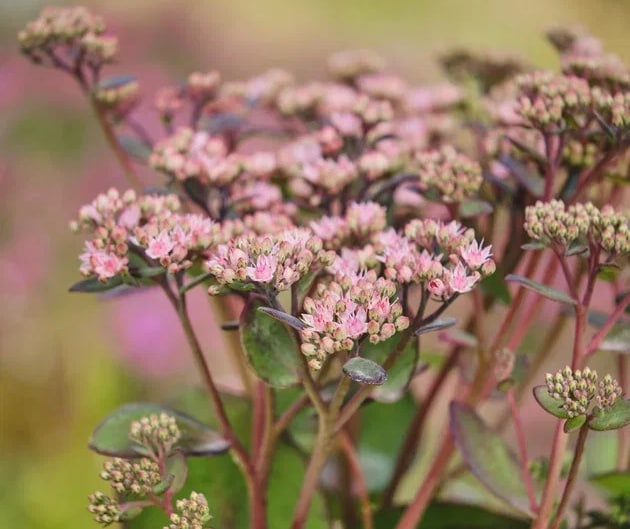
[129,413,181,458]
[545,366,622,417]
[187,71,221,101]
[165,492,212,529]
[205,229,335,293]
[93,78,140,121]
[413,146,483,203]
[18,6,117,67]
[88,492,121,526]
[300,271,409,369]
[100,457,161,496]
[515,72,592,130]
[327,49,386,81]
[525,199,629,255]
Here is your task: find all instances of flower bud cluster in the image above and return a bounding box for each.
[88,492,121,526]
[327,49,386,82]
[187,71,221,101]
[205,229,335,293]
[165,492,212,529]
[515,72,592,130]
[93,79,140,121]
[150,128,232,184]
[403,219,495,297]
[310,202,387,249]
[525,200,629,255]
[413,146,483,203]
[100,457,161,495]
[300,271,409,369]
[221,68,294,104]
[129,413,181,457]
[134,214,217,273]
[72,189,182,281]
[18,6,117,67]
[545,366,622,417]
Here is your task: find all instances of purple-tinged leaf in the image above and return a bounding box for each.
[415,317,457,336]
[96,74,137,90]
[89,403,230,457]
[506,274,577,306]
[588,398,630,431]
[258,306,306,331]
[521,241,547,251]
[533,385,570,419]
[343,357,388,385]
[69,276,123,293]
[240,298,301,388]
[450,402,535,516]
[117,135,151,162]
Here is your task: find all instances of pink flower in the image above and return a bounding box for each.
[340,307,368,339]
[427,278,446,297]
[445,262,480,294]
[459,239,493,270]
[146,230,175,260]
[91,250,127,281]
[246,254,278,283]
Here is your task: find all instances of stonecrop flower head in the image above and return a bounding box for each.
[129,413,181,458]
[300,270,409,369]
[545,366,622,418]
[71,189,185,281]
[412,145,483,203]
[515,72,592,130]
[525,200,629,255]
[205,229,336,294]
[88,491,122,526]
[100,457,161,496]
[166,492,212,529]
[18,6,117,67]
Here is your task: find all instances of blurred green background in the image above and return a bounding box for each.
[0,1,628,527]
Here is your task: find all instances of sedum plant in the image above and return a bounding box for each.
[19,8,630,529]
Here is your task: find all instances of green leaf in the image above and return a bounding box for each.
[590,471,630,497]
[533,385,570,419]
[481,273,512,305]
[450,402,535,516]
[564,414,587,433]
[69,276,124,293]
[117,135,152,162]
[374,501,529,529]
[505,274,577,306]
[119,506,143,521]
[343,357,387,385]
[131,266,165,278]
[362,334,419,401]
[459,199,494,218]
[240,298,301,388]
[88,402,230,457]
[358,394,416,492]
[257,306,306,331]
[589,398,630,431]
[180,271,216,294]
[415,317,458,336]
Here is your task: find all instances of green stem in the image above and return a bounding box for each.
[290,376,352,529]
[549,424,590,529]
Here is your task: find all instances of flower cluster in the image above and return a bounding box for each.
[129,413,181,457]
[18,6,117,67]
[100,457,161,496]
[93,77,140,121]
[134,214,217,273]
[525,200,630,255]
[545,366,622,418]
[515,72,592,130]
[412,145,483,203]
[88,492,121,526]
[149,128,231,183]
[205,229,335,293]
[165,492,212,529]
[300,271,409,369]
[71,189,184,281]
